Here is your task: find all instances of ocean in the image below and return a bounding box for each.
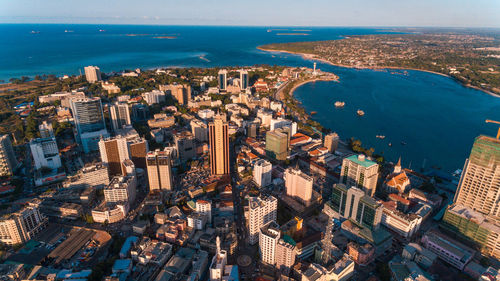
[1,24,499,172]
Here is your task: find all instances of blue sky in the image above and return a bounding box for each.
[1,0,499,27]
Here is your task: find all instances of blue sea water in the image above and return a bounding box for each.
[1,24,499,172]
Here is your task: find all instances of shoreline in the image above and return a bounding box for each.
[258,47,500,98]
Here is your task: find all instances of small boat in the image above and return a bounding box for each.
[334,101,345,107]
[30,30,40,34]
[401,141,407,145]
[311,111,317,115]
[388,143,392,147]
[357,109,365,116]
[376,135,385,139]
[99,29,106,32]
[64,30,74,33]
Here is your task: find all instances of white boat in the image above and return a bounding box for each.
[357,109,365,116]
[334,101,345,107]
[376,135,385,139]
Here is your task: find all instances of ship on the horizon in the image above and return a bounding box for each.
[376,135,385,139]
[357,109,365,116]
[334,101,345,107]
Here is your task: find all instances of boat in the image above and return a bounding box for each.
[311,111,317,115]
[64,30,74,33]
[357,109,365,116]
[99,29,105,32]
[376,135,385,139]
[388,143,392,147]
[401,141,407,145]
[30,30,40,34]
[334,101,345,107]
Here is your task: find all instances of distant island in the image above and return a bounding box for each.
[259,32,500,96]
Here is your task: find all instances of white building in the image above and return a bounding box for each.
[381,207,422,239]
[104,175,137,204]
[253,159,272,187]
[209,236,238,280]
[198,109,215,120]
[190,119,208,142]
[340,154,379,197]
[84,66,101,83]
[142,90,165,105]
[271,118,297,136]
[270,101,282,112]
[284,167,313,204]
[276,238,296,274]
[110,102,131,132]
[259,221,280,265]
[0,204,47,245]
[196,199,212,224]
[257,109,273,128]
[30,137,61,170]
[187,212,207,230]
[248,195,277,245]
[91,202,128,224]
[39,121,54,138]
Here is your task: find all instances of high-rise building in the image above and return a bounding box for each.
[340,154,379,197]
[265,129,289,161]
[190,119,208,142]
[84,66,102,83]
[441,135,500,259]
[29,137,61,170]
[246,121,259,138]
[142,90,166,105]
[209,115,230,175]
[0,135,17,176]
[39,121,54,138]
[453,135,500,217]
[218,69,228,91]
[109,102,131,132]
[99,127,148,176]
[70,97,109,153]
[196,199,212,224]
[104,175,137,203]
[174,131,196,162]
[253,159,272,187]
[0,204,47,245]
[284,167,313,204]
[146,149,173,191]
[330,184,383,230]
[276,237,296,274]
[239,70,249,90]
[324,132,339,153]
[160,84,191,105]
[270,118,297,136]
[259,221,280,265]
[248,195,277,245]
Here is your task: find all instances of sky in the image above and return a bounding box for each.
[0,0,499,27]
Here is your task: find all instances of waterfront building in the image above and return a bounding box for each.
[239,70,249,90]
[276,237,296,274]
[146,149,173,191]
[259,221,280,265]
[218,69,228,91]
[209,115,230,175]
[324,132,339,153]
[104,175,137,204]
[70,97,109,153]
[265,129,289,161]
[84,66,101,83]
[421,230,475,270]
[99,128,148,176]
[29,137,61,170]
[174,131,196,162]
[340,154,379,197]
[196,199,212,224]
[160,84,191,105]
[248,195,277,245]
[0,204,47,245]
[39,121,54,138]
[109,102,131,132]
[190,119,208,142]
[453,135,500,217]
[253,159,272,188]
[284,167,313,204]
[0,135,17,176]
[330,184,383,230]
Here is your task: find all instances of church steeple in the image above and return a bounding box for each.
[394,157,402,174]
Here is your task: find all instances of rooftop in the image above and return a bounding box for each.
[346,154,377,168]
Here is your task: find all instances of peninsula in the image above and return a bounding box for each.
[259,31,500,96]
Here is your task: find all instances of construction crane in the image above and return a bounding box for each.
[485,119,500,139]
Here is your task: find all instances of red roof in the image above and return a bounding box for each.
[388,193,411,205]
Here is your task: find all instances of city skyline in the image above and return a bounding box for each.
[1,0,499,27]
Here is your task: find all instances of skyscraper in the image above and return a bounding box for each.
[248,195,277,245]
[340,154,379,197]
[239,70,249,90]
[109,102,131,132]
[84,66,102,83]
[160,84,192,105]
[284,167,313,204]
[209,115,230,175]
[0,135,17,176]
[324,132,339,153]
[265,129,289,161]
[253,159,272,187]
[146,149,173,191]
[453,135,500,217]
[218,69,228,91]
[70,97,109,153]
[259,221,280,265]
